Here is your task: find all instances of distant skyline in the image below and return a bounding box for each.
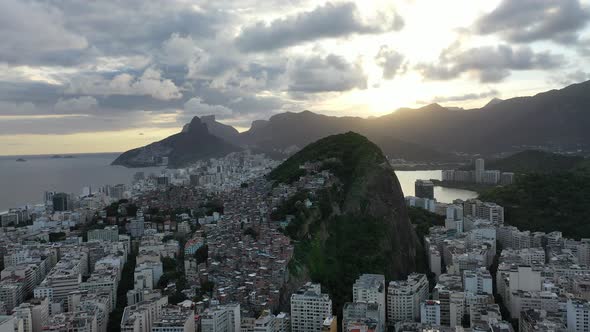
[1,0,590,155]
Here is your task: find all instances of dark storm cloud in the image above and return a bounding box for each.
[417,44,564,83]
[51,0,227,53]
[0,0,89,66]
[0,81,63,105]
[431,90,499,103]
[235,2,403,52]
[0,0,228,66]
[288,54,367,93]
[475,0,590,44]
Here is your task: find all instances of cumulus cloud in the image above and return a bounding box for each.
[235,2,403,52]
[287,54,367,93]
[54,97,99,113]
[160,34,204,67]
[158,33,242,82]
[475,0,590,44]
[375,46,406,79]
[0,0,89,65]
[417,44,564,83]
[66,68,182,100]
[183,97,233,119]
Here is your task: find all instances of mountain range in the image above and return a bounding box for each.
[113,80,590,167]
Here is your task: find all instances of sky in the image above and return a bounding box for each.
[1,0,590,155]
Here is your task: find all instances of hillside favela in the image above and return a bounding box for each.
[2,1,590,332]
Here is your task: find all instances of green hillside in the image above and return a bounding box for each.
[480,172,590,238]
[486,150,585,174]
[270,132,421,318]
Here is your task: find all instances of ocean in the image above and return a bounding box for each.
[0,153,163,212]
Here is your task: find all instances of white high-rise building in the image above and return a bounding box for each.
[250,311,289,332]
[387,273,429,324]
[0,316,18,332]
[88,226,120,243]
[13,304,32,332]
[120,295,168,332]
[420,300,441,325]
[445,205,464,233]
[134,262,163,289]
[342,302,380,332]
[14,298,49,332]
[428,246,442,279]
[482,170,501,185]
[463,268,493,295]
[442,170,455,182]
[0,279,24,312]
[463,200,504,224]
[34,254,84,311]
[201,304,241,332]
[290,283,332,332]
[509,266,542,292]
[475,159,485,184]
[352,274,385,330]
[567,299,590,332]
[577,239,590,266]
[151,306,195,332]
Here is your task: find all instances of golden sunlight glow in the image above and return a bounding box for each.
[0,128,179,156]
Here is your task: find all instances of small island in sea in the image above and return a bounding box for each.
[51,155,76,159]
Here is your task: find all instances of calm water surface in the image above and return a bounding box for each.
[0,153,163,212]
[395,170,478,203]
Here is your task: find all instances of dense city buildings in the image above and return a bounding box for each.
[2,148,589,332]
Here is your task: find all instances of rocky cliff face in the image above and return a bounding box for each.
[112,116,241,168]
[201,115,241,145]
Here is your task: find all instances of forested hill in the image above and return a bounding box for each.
[269,132,422,317]
[485,150,585,174]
